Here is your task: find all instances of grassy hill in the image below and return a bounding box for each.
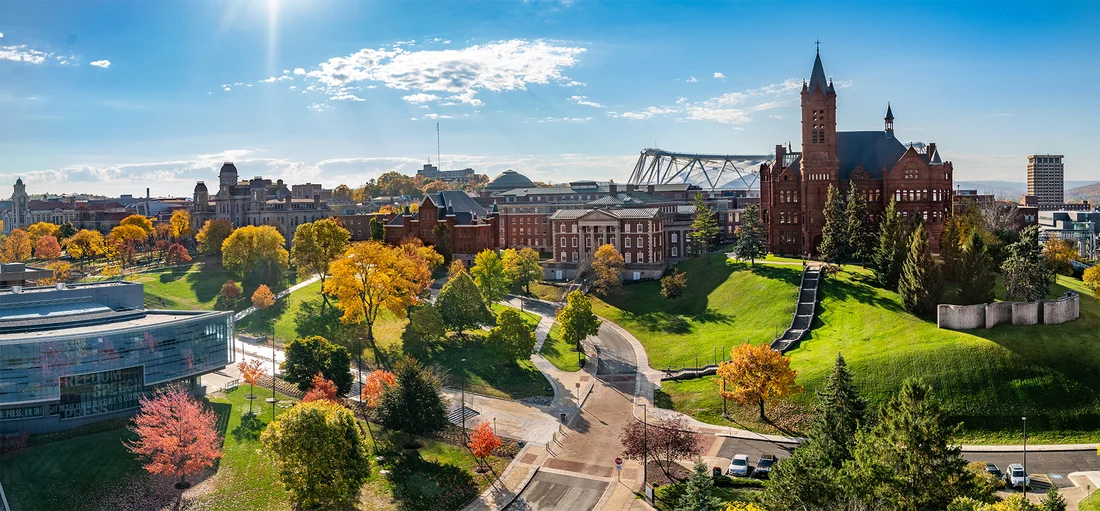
[594,257,1100,442]
[1067,181,1100,204]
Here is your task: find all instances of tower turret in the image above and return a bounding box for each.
[884,102,895,138]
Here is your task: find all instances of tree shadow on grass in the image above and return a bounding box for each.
[818,271,906,315]
[619,310,694,335]
[386,452,480,511]
[231,412,266,442]
[157,261,196,284]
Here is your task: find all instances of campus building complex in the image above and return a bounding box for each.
[0,278,234,435]
[384,190,500,263]
[1026,154,1065,207]
[760,49,955,255]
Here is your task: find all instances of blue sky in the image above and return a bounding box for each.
[1,0,1097,197]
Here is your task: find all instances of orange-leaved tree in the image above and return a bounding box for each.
[361,370,396,408]
[34,235,62,260]
[252,284,276,309]
[124,384,222,489]
[467,421,502,473]
[302,373,340,403]
[716,343,800,421]
[237,358,267,414]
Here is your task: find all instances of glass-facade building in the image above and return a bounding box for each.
[0,281,234,434]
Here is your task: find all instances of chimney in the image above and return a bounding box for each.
[609,181,617,194]
[647,184,655,193]
[927,143,936,156]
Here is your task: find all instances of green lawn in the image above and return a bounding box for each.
[525,281,569,302]
[1081,490,1100,511]
[414,330,553,400]
[540,323,585,372]
[0,386,507,511]
[491,303,541,328]
[135,259,296,311]
[598,257,1100,442]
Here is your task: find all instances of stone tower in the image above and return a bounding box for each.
[11,178,29,230]
[799,48,839,252]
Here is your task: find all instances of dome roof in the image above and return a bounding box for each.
[194,181,208,193]
[220,162,238,174]
[486,169,535,191]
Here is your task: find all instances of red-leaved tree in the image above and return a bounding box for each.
[361,370,396,408]
[124,385,222,489]
[619,415,702,483]
[302,373,340,403]
[467,422,502,473]
[237,358,267,414]
[165,243,192,266]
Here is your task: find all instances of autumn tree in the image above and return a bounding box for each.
[819,184,850,263]
[39,261,72,285]
[689,192,720,260]
[2,229,32,263]
[222,225,289,286]
[302,373,340,403]
[237,358,267,414]
[120,214,154,234]
[165,243,191,266]
[26,222,59,244]
[34,235,62,260]
[369,216,386,241]
[660,269,687,299]
[261,400,370,508]
[361,369,396,408]
[1001,225,1054,302]
[716,343,800,420]
[217,280,242,310]
[846,181,874,266]
[291,218,351,301]
[65,229,106,265]
[471,248,509,303]
[1084,266,1100,299]
[377,356,449,440]
[437,269,493,334]
[283,336,354,395]
[591,244,625,296]
[468,421,503,472]
[619,415,702,483]
[503,247,542,293]
[432,223,452,261]
[332,184,353,201]
[124,385,222,489]
[251,284,276,309]
[107,224,147,268]
[196,219,233,256]
[488,308,537,360]
[873,199,907,290]
[958,232,995,305]
[557,290,601,357]
[733,204,767,267]
[1042,237,1078,276]
[169,209,192,240]
[398,238,443,292]
[324,240,431,350]
[898,223,944,315]
[448,258,466,276]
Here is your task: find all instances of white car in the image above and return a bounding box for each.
[1005,463,1030,489]
[727,454,751,477]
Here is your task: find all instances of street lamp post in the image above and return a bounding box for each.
[357,335,365,401]
[636,402,648,496]
[461,358,467,440]
[271,324,276,421]
[1022,416,1027,498]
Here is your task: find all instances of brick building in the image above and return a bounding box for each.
[385,190,499,263]
[760,49,954,256]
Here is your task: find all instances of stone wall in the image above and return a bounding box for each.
[985,302,1013,329]
[937,292,1079,331]
[937,304,986,330]
[1043,292,1080,325]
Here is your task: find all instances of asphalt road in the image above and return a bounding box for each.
[593,322,638,376]
[506,472,608,511]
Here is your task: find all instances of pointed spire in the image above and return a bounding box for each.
[885,102,894,120]
[884,102,895,137]
[808,47,828,93]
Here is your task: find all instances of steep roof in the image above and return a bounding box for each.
[884,103,894,120]
[808,50,829,94]
[835,131,909,179]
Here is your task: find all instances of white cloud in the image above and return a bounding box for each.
[422,113,454,120]
[0,44,53,64]
[568,95,604,108]
[233,82,244,86]
[0,32,4,38]
[305,39,586,106]
[259,75,293,83]
[713,72,725,79]
[615,78,805,124]
[329,92,365,101]
[246,84,252,87]
[224,87,231,91]
[282,69,290,74]
[563,80,586,87]
[537,116,591,123]
[686,76,698,83]
[289,86,297,90]
[293,67,306,75]
[402,93,439,104]
[616,106,678,120]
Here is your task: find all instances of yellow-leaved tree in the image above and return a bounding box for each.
[1084,265,1100,299]
[324,240,432,349]
[221,225,289,286]
[591,244,625,296]
[2,229,32,263]
[716,343,801,421]
[65,229,106,265]
[120,214,154,235]
[26,222,60,245]
[290,218,351,301]
[196,219,233,256]
[169,210,193,240]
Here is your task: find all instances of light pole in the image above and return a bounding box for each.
[461,358,467,440]
[357,334,365,402]
[636,402,647,495]
[1022,416,1027,498]
[271,324,276,421]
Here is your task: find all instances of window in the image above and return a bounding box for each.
[625,252,631,263]
[637,252,643,263]
[560,236,566,247]
[625,224,631,233]
[637,236,643,248]
[561,252,567,262]
[572,252,578,262]
[671,232,678,243]
[572,237,578,247]
[636,223,643,233]
[672,246,678,257]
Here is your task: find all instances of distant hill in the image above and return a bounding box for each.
[1067,182,1100,204]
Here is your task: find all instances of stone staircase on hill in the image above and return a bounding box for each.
[770,265,822,353]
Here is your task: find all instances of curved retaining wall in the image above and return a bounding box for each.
[937,292,1080,331]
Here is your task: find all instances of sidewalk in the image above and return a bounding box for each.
[462,443,550,511]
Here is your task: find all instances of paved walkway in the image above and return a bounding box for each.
[232,274,321,322]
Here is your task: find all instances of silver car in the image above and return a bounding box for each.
[727,454,750,477]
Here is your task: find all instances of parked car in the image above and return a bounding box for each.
[754,454,777,478]
[1004,463,1030,489]
[727,454,751,477]
[985,463,1002,480]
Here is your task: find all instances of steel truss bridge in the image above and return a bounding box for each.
[627,148,775,192]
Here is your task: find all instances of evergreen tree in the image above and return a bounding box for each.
[762,440,843,511]
[432,224,452,262]
[1038,486,1067,511]
[811,354,867,466]
[845,181,873,266]
[733,204,767,267]
[940,217,963,282]
[369,216,386,241]
[957,231,995,305]
[377,356,449,439]
[873,199,905,290]
[818,184,850,263]
[689,193,720,261]
[844,380,971,511]
[898,223,944,315]
[1001,225,1055,302]
[436,270,493,334]
[674,460,723,511]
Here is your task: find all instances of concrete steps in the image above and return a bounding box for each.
[770,266,822,353]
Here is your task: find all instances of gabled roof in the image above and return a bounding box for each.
[835,131,909,180]
[27,200,74,211]
[587,192,666,207]
[549,207,661,221]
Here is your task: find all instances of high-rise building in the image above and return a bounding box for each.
[1026,154,1065,206]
